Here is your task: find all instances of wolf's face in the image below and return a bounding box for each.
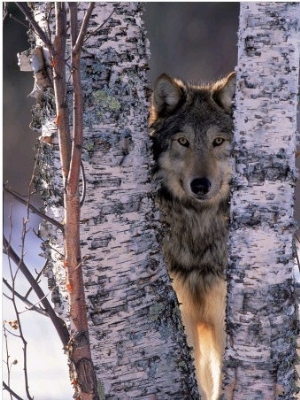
[149,73,236,205]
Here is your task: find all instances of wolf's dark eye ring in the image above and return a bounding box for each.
[177,137,189,147]
[213,137,225,147]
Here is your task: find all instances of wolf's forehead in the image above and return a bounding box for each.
[183,101,233,133]
[182,124,226,138]
[185,103,227,126]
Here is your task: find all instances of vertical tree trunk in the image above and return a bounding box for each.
[224,3,300,399]
[29,3,198,398]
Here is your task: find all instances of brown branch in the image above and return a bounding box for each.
[53,2,72,185]
[73,3,95,54]
[68,17,83,193]
[4,186,64,232]
[65,5,99,399]
[69,3,78,47]
[68,4,93,198]
[3,236,70,347]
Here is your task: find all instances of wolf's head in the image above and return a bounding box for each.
[149,72,236,206]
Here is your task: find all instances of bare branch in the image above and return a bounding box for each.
[53,2,72,184]
[3,381,24,400]
[4,186,64,232]
[3,236,70,346]
[3,324,21,339]
[68,3,78,47]
[15,3,53,52]
[64,5,99,398]
[3,279,49,317]
[3,3,8,22]
[68,9,84,194]
[79,161,87,207]
[83,8,115,45]
[24,259,49,299]
[6,248,33,400]
[8,13,29,29]
[73,3,95,54]
[3,324,13,400]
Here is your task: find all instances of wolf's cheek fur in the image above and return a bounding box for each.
[156,151,188,200]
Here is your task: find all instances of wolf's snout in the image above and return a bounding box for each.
[190,178,211,196]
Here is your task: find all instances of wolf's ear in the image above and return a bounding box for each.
[212,72,236,114]
[150,74,185,122]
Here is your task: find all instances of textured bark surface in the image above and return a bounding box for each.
[29,3,198,399]
[224,3,300,399]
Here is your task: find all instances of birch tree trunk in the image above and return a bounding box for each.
[224,3,300,399]
[27,3,198,398]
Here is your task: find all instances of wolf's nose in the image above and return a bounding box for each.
[190,178,211,196]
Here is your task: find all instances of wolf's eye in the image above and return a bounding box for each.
[177,137,189,147]
[213,137,225,147]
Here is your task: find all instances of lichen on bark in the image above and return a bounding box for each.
[224,3,300,399]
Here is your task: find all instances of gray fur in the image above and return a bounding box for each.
[150,72,235,295]
[150,72,236,399]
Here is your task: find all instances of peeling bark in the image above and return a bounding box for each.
[224,3,300,399]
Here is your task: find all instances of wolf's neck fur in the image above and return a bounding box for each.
[159,188,229,295]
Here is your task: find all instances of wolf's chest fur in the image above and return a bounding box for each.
[160,192,229,296]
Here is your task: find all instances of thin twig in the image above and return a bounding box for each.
[3,324,13,400]
[6,238,33,400]
[295,233,300,273]
[83,7,115,44]
[3,279,49,317]
[3,324,20,340]
[79,161,87,207]
[8,13,29,29]
[24,259,49,299]
[3,236,70,346]
[4,186,64,232]
[3,3,8,22]
[45,3,55,44]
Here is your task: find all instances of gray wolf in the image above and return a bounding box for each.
[149,72,236,399]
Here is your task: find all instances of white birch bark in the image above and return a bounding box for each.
[224,3,300,399]
[26,3,198,398]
